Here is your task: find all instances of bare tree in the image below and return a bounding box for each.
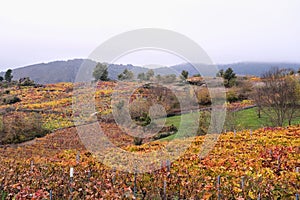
[254,67,299,126]
[253,86,263,118]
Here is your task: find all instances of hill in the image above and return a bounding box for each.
[1,59,300,84]
[219,62,300,76]
[0,59,148,84]
[171,62,300,76]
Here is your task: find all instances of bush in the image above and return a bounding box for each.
[18,77,35,86]
[138,114,151,126]
[152,124,178,140]
[226,90,239,103]
[0,112,48,144]
[152,132,173,140]
[133,137,143,145]
[196,88,211,105]
[129,100,151,121]
[3,96,21,104]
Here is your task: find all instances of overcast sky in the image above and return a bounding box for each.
[0,0,300,71]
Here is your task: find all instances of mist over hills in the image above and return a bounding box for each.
[171,62,300,76]
[1,59,300,84]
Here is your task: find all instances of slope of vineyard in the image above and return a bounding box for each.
[0,81,299,199]
[0,125,299,199]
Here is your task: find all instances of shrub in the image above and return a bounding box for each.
[226,90,239,103]
[133,113,151,127]
[152,124,178,140]
[196,88,211,105]
[133,137,143,145]
[152,132,173,140]
[0,112,48,144]
[3,96,21,104]
[129,100,151,121]
[18,77,35,86]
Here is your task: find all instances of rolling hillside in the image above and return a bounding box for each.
[1,59,300,84]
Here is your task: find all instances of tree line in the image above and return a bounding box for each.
[92,63,191,83]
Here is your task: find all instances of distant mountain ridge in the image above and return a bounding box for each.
[1,59,300,84]
[171,62,300,76]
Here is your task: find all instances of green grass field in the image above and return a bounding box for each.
[234,107,300,129]
[163,107,300,139]
[157,112,200,141]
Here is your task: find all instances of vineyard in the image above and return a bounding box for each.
[0,123,299,199]
[0,82,299,199]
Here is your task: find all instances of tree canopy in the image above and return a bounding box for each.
[146,69,154,80]
[181,70,189,80]
[218,68,236,87]
[118,69,134,81]
[5,69,13,82]
[93,63,109,81]
[137,72,146,81]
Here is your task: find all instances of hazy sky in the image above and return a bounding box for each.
[0,0,300,71]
